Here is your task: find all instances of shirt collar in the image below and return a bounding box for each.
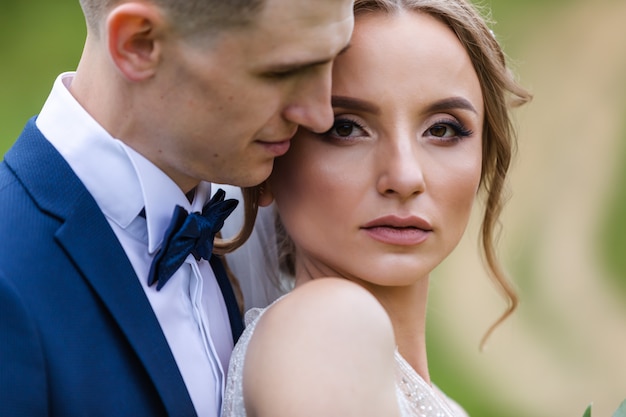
[36,72,211,254]
[124,146,213,253]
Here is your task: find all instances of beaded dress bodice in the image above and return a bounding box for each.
[222,302,468,417]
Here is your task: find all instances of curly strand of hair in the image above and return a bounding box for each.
[213,186,260,255]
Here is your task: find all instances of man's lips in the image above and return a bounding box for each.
[256,139,291,156]
[361,215,433,246]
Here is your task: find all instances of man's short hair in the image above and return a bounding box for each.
[79,0,265,37]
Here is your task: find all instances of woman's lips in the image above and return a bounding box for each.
[362,226,431,246]
[361,215,432,246]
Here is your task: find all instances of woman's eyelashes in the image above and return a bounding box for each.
[320,114,474,146]
[322,117,369,142]
[425,118,474,145]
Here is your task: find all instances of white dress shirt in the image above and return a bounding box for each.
[36,72,232,417]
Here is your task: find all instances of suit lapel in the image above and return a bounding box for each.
[5,119,197,417]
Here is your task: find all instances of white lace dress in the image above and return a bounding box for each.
[222,303,469,417]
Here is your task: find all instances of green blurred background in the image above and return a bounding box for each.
[1,1,625,416]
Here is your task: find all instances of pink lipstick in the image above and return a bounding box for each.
[361,215,432,246]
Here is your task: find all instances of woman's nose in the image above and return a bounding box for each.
[375,136,425,200]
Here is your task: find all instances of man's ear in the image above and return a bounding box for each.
[106,3,165,82]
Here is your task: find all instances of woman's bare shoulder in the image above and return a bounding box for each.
[243,278,401,417]
[252,278,396,361]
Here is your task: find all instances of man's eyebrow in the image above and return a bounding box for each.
[426,97,478,114]
[331,95,381,114]
[265,44,352,74]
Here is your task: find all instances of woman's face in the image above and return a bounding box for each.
[268,11,484,288]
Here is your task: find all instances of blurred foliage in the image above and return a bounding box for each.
[599,116,626,297]
[1,0,623,417]
[0,0,85,154]
[427,320,529,417]
[483,0,576,51]
[585,399,626,417]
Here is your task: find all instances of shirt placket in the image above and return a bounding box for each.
[186,257,226,413]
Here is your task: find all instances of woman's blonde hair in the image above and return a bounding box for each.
[353,0,532,347]
[225,0,532,347]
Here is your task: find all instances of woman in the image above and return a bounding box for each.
[222,0,531,415]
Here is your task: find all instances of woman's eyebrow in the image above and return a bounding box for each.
[427,97,478,114]
[331,96,381,114]
[331,96,478,115]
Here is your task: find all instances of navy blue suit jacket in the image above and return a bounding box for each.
[0,119,243,416]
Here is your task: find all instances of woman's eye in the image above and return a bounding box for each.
[429,124,453,138]
[325,118,367,140]
[334,121,357,137]
[426,120,473,144]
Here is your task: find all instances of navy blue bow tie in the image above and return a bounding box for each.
[148,188,238,290]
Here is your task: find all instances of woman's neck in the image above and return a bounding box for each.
[365,277,431,383]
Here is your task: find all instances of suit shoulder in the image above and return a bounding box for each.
[0,160,19,193]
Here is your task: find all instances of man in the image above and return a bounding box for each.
[0,0,353,415]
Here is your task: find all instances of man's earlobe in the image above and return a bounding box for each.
[106,3,164,82]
